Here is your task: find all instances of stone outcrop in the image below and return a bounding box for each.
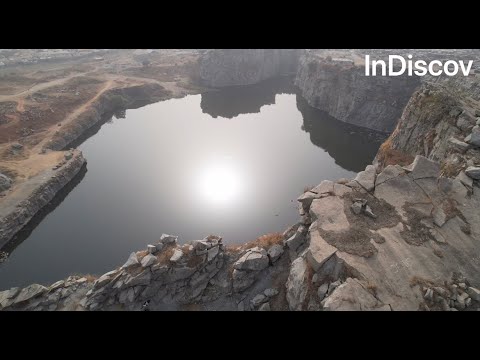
[377,75,480,182]
[3,156,479,311]
[0,150,86,248]
[199,49,301,88]
[0,173,12,193]
[294,52,420,132]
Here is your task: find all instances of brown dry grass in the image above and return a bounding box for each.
[187,254,205,268]
[83,274,97,283]
[365,281,378,297]
[181,244,192,256]
[433,249,444,258]
[409,276,436,289]
[225,244,241,253]
[156,245,175,265]
[441,161,463,178]
[72,273,97,283]
[180,303,204,311]
[244,233,285,250]
[376,137,414,168]
[136,250,148,260]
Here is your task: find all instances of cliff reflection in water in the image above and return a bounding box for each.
[201,77,385,173]
[296,96,387,172]
[200,77,296,119]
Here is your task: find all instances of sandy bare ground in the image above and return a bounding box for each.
[0,49,202,209]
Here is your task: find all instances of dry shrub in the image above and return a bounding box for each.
[433,249,444,258]
[72,273,97,283]
[181,244,192,256]
[156,245,175,265]
[409,276,436,289]
[136,250,148,260]
[365,281,378,297]
[187,254,205,268]
[180,303,204,311]
[441,161,463,178]
[244,233,284,250]
[224,244,241,253]
[377,138,414,168]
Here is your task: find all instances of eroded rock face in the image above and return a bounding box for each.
[377,76,480,181]
[295,53,419,132]
[0,150,86,248]
[199,49,301,87]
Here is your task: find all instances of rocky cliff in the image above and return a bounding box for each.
[294,53,420,132]
[2,156,479,311]
[199,49,301,88]
[46,83,171,151]
[376,74,480,181]
[0,150,86,248]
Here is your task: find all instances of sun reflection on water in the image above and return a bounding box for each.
[197,159,244,205]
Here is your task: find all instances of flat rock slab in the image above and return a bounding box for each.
[354,165,376,192]
[465,128,480,147]
[437,178,469,205]
[448,137,470,152]
[311,180,334,195]
[323,278,386,311]
[286,257,309,311]
[13,284,47,304]
[374,174,430,218]
[310,196,350,232]
[234,247,269,271]
[306,229,337,272]
[333,183,352,197]
[375,165,406,187]
[465,166,480,180]
[405,155,440,180]
[456,171,473,188]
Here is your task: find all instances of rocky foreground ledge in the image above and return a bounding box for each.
[1,156,480,311]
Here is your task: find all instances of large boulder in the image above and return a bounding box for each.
[121,252,139,268]
[465,127,480,147]
[311,180,334,195]
[323,278,389,311]
[141,254,157,267]
[0,288,21,308]
[310,196,350,232]
[306,230,337,271]
[233,247,269,271]
[267,244,284,263]
[12,284,47,305]
[0,173,12,192]
[405,155,440,180]
[232,269,257,292]
[354,165,376,191]
[465,166,480,180]
[286,257,309,311]
[159,234,178,245]
[284,227,306,252]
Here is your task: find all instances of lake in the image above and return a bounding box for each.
[0,77,385,289]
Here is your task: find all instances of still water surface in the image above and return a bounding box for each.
[0,78,385,289]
